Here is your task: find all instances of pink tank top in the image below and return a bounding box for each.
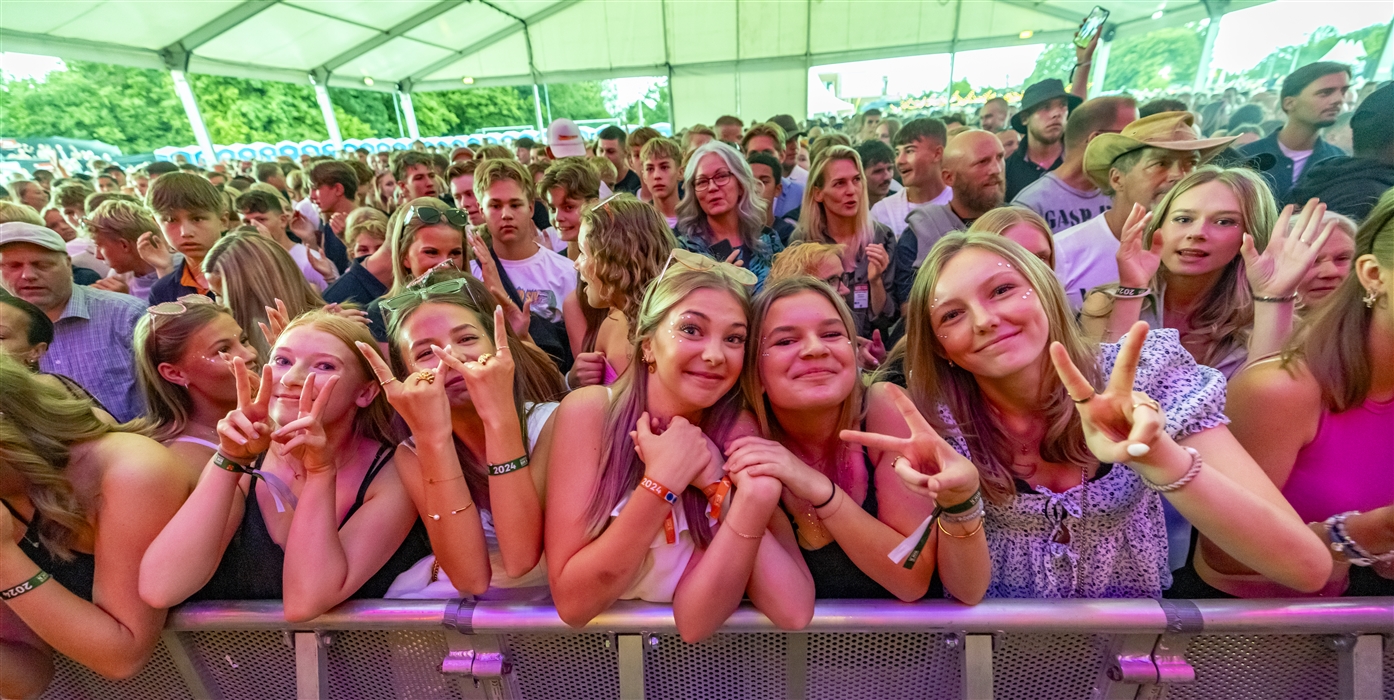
[1281,396,1394,523]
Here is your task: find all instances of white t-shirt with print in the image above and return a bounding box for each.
[1053,213,1121,311]
[471,246,576,324]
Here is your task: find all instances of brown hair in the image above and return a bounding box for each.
[475,144,514,161]
[147,172,226,218]
[87,199,160,243]
[640,137,682,166]
[202,232,325,361]
[741,122,787,152]
[52,183,91,210]
[278,310,397,444]
[1283,189,1394,411]
[579,194,678,326]
[386,196,467,295]
[134,302,241,442]
[446,160,479,181]
[539,157,600,202]
[310,161,359,202]
[0,201,43,225]
[473,158,537,203]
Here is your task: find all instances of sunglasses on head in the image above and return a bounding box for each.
[407,205,469,228]
[380,276,480,322]
[653,248,758,289]
[148,294,216,318]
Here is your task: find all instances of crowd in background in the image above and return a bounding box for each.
[0,43,1391,696]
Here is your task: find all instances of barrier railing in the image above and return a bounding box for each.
[40,598,1394,700]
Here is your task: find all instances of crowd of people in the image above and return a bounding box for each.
[0,49,1391,695]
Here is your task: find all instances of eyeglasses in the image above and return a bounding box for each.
[149,294,216,317]
[406,205,470,228]
[380,276,480,322]
[652,248,758,290]
[818,272,846,289]
[693,170,734,192]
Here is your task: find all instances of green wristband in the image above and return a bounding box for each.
[1,570,51,600]
[213,451,254,473]
[940,488,982,515]
[487,454,530,477]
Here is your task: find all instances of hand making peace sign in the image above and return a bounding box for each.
[270,372,341,476]
[430,305,518,426]
[217,355,274,463]
[840,385,980,506]
[1050,320,1167,467]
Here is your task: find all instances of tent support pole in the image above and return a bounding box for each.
[398,85,421,140]
[1191,6,1225,93]
[946,0,963,96]
[169,69,217,166]
[310,69,342,151]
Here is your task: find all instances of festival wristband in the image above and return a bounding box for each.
[1110,286,1150,299]
[701,477,733,520]
[213,451,254,473]
[1252,292,1298,303]
[487,454,530,477]
[639,476,678,505]
[939,488,982,515]
[1,570,51,600]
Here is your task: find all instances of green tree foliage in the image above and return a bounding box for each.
[620,82,672,125]
[1023,43,1078,89]
[328,88,399,138]
[1103,27,1204,92]
[545,81,609,121]
[188,74,329,144]
[413,86,537,136]
[0,60,193,153]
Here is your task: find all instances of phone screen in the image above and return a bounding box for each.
[708,239,735,263]
[1074,6,1110,49]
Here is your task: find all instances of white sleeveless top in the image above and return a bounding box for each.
[386,402,558,601]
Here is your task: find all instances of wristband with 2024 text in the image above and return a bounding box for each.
[1,570,51,600]
[487,454,530,477]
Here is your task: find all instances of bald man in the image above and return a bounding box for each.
[891,129,1006,310]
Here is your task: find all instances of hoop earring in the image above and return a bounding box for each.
[647,362,656,374]
[1365,290,1380,309]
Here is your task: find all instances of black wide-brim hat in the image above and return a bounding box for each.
[1011,78,1084,134]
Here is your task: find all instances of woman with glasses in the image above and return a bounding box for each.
[790,146,896,340]
[363,198,470,342]
[675,143,784,292]
[883,231,1330,599]
[0,357,187,697]
[134,295,259,480]
[139,311,430,621]
[358,270,566,598]
[546,251,814,642]
[725,277,990,602]
[567,195,678,387]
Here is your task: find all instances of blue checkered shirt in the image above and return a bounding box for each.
[38,284,148,422]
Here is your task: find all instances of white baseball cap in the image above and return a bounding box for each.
[546,118,587,158]
[0,222,67,253]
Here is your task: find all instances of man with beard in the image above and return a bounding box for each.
[1005,78,1081,200]
[1288,81,1394,221]
[891,129,1005,312]
[1012,95,1138,231]
[979,98,1009,133]
[1054,112,1236,310]
[1238,62,1351,201]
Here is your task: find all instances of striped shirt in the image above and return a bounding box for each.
[39,284,148,422]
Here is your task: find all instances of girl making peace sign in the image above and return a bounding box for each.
[139,311,429,621]
[889,232,1331,598]
[363,269,566,599]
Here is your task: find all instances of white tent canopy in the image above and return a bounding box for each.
[1,0,1267,157]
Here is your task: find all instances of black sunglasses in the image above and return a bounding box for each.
[407,205,469,228]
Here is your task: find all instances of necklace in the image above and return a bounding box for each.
[788,443,850,547]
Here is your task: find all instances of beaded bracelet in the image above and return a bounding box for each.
[487,454,530,477]
[1325,511,1394,566]
[1140,446,1203,493]
[1,570,51,601]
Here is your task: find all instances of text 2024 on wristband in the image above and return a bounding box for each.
[487,454,530,477]
[1,570,51,600]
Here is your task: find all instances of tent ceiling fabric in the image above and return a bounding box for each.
[2,0,1268,124]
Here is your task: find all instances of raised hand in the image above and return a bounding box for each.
[258,298,291,349]
[217,356,275,462]
[329,212,348,237]
[431,305,517,425]
[289,211,321,249]
[306,246,338,283]
[1050,320,1168,466]
[469,231,533,340]
[840,385,980,505]
[270,372,341,475]
[856,329,886,370]
[569,351,608,388]
[1243,200,1337,299]
[323,302,370,327]
[631,412,713,491]
[137,231,175,276]
[866,243,889,282]
[1115,204,1159,289]
[356,340,451,441]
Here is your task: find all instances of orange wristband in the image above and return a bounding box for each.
[639,476,678,505]
[701,477,733,520]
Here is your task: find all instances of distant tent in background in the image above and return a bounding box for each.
[809,75,856,117]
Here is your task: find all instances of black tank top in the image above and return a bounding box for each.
[191,444,431,601]
[3,500,97,602]
[785,448,943,599]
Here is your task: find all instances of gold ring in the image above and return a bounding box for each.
[1133,397,1162,414]
[379,376,398,387]
[416,369,436,384]
[1071,390,1096,404]
[476,353,493,365]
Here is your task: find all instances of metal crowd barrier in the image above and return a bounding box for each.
[40,598,1394,699]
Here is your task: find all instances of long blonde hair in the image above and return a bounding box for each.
[792,145,875,254]
[904,233,1101,504]
[584,265,752,545]
[1283,188,1394,411]
[134,302,244,443]
[386,196,468,296]
[0,356,113,559]
[203,232,324,362]
[1146,166,1276,368]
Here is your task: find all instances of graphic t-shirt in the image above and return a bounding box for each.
[1011,172,1112,232]
[471,245,576,324]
